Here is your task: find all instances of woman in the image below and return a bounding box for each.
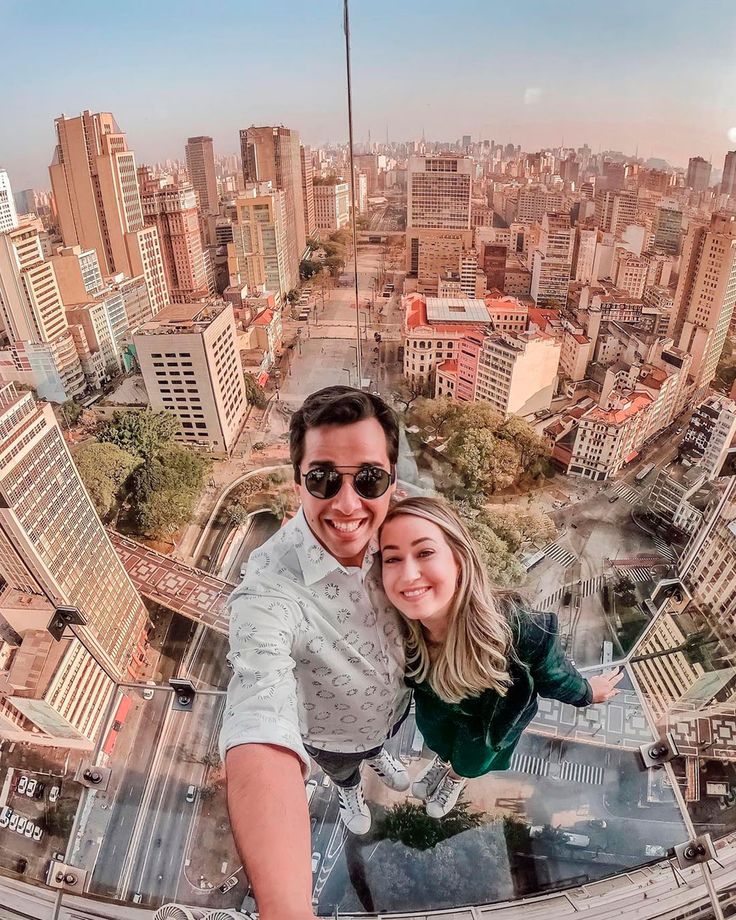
[379,496,623,819]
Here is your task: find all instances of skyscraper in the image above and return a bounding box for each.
[240,126,306,286]
[300,144,316,239]
[670,213,736,392]
[49,110,169,317]
[406,155,473,294]
[0,222,85,400]
[654,201,684,255]
[686,156,712,191]
[530,212,575,308]
[0,383,149,746]
[721,150,736,199]
[138,167,211,304]
[0,169,18,233]
[185,135,218,217]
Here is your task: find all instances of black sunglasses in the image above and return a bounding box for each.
[295,465,395,500]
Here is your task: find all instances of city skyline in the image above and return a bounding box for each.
[3,0,736,189]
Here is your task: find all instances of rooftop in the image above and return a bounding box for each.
[425,297,491,323]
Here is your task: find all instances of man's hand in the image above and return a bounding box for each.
[588,668,624,703]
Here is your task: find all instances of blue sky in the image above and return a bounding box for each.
[2,0,736,189]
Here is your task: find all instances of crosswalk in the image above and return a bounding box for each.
[540,574,604,609]
[610,482,640,503]
[542,541,577,568]
[617,566,655,583]
[559,760,605,785]
[510,752,550,777]
[653,536,677,562]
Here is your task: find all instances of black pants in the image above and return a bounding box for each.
[304,705,410,789]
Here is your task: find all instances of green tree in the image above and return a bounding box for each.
[497,415,550,470]
[376,799,486,851]
[58,400,82,430]
[465,513,526,585]
[447,428,520,495]
[244,373,268,409]
[391,379,428,413]
[408,396,461,439]
[299,259,321,280]
[226,502,250,526]
[481,506,556,554]
[98,410,180,459]
[286,289,299,305]
[131,443,210,538]
[73,441,141,520]
[324,254,345,278]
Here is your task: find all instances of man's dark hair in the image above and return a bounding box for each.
[290,386,399,472]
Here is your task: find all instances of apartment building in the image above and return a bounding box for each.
[0,383,149,747]
[680,395,736,478]
[613,251,648,298]
[134,301,247,455]
[594,188,637,235]
[530,212,575,308]
[568,390,654,480]
[313,180,350,231]
[473,331,560,416]
[0,169,19,233]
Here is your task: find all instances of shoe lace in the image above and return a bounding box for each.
[426,758,449,786]
[435,776,462,806]
[340,785,364,811]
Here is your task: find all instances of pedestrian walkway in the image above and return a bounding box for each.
[616,566,655,583]
[610,482,640,503]
[509,752,550,777]
[539,574,604,609]
[541,541,577,568]
[559,760,605,785]
[653,536,678,561]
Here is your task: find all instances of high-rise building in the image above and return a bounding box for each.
[184,135,218,216]
[480,242,507,291]
[680,394,736,479]
[300,145,316,239]
[0,223,85,401]
[313,180,350,231]
[686,156,712,192]
[594,188,637,234]
[613,251,648,299]
[227,183,293,302]
[134,301,247,455]
[406,155,473,294]
[654,202,684,255]
[138,167,211,304]
[670,213,736,391]
[0,169,18,233]
[240,126,306,285]
[721,151,736,198]
[530,212,575,308]
[49,110,169,317]
[0,383,149,747]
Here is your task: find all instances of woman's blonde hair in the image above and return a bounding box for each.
[381,496,513,705]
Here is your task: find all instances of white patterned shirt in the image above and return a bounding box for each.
[219,508,410,773]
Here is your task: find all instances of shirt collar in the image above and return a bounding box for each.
[292,507,380,586]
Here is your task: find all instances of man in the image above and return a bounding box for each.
[221,386,411,920]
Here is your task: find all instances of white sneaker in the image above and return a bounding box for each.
[425,773,467,819]
[336,783,371,835]
[411,755,450,801]
[366,749,410,792]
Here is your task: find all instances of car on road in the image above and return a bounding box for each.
[142,681,156,701]
[33,826,43,842]
[311,851,321,873]
[132,893,143,904]
[587,819,607,828]
[15,817,27,835]
[49,786,60,804]
[218,874,239,893]
[321,774,330,787]
[25,779,37,798]
[185,784,197,803]
[305,779,318,803]
[608,495,620,504]
[16,776,27,795]
[0,806,11,828]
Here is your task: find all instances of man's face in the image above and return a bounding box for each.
[297,417,395,567]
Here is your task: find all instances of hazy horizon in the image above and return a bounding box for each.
[2,0,736,190]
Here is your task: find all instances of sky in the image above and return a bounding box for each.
[2,0,736,190]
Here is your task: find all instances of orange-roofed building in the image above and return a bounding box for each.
[484,295,528,333]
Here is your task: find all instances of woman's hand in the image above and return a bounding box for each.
[588,668,624,703]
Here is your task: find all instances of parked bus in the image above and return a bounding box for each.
[601,640,613,666]
[635,462,655,483]
[102,695,131,757]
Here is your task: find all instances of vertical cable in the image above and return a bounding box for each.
[343,0,362,387]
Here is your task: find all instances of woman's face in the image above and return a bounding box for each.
[380,514,460,631]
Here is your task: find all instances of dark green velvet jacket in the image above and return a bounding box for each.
[407,608,593,778]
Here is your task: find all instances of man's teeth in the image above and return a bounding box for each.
[330,520,362,533]
[403,587,430,598]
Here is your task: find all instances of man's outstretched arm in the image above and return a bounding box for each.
[226,743,314,920]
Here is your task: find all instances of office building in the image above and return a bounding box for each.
[594,188,637,235]
[614,251,648,299]
[184,135,218,217]
[313,180,350,231]
[0,169,18,233]
[138,168,211,304]
[686,156,712,192]
[471,330,560,415]
[0,223,85,400]
[722,151,736,199]
[670,214,736,391]
[227,183,293,302]
[680,394,736,479]
[134,301,247,455]
[480,242,506,291]
[240,125,306,284]
[49,110,169,317]
[300,145,316,238]
[0,383,149,746]
[406,155,473,294]
[530,212,575,309]
[654,202,684,255]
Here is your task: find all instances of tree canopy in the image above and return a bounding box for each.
[73,441,140,520]
[244,373,268,409]
[98,410,180,460]
[131,443,210,537]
